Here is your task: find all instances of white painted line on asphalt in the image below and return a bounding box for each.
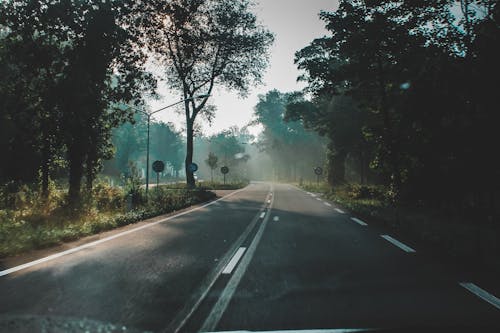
[351,217,368,226]
[334,208,345,214]
[200,186,275,332]
[260,212,266,219]
[381,235,416,253]
[316,198,322,201]
[460,282,500,310]
[310,193,317,197]
[273,216,280,222]
[306,192,312,195]
[0,186,250,278]
[324,202,332,207]
[207,329,374,333]
[166,185,273,333]
[222,247,246,275]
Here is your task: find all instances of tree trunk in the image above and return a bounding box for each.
[41,145,50,199]
[68,145,85,206]
[185,120,195,188]
[331,150,347,185]
[85,156,95,192]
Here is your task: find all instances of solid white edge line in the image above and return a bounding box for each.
[200,185,275,332]
[204,329,374,333]
[380,235,416,253]
[334,208,345,214]
[351,217,368,226]
[221,247,246,275]
[0,186,249,277]
[260,212,266,219]
[460,282,500,310]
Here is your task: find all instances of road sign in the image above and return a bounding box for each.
[188,162,198,173]
[314,166,323,175]
[152,160,165,173]
[220,166,229,174]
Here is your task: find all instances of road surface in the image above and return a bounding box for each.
[1,182,499,332]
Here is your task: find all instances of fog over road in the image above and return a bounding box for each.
[1,183,499,332]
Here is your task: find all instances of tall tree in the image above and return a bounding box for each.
[150,0,273,187]
[205,152,218,182]
[1,0,156,204]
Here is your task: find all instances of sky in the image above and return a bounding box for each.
[149,0,339,136]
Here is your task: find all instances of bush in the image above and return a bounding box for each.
[345,184,387,200]
[93,182,125,211]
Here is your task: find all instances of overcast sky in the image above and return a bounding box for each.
[150,0,339,136]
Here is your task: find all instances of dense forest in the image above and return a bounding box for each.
[0,0,272,204]
[287,0,500,222]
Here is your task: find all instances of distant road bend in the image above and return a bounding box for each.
[1,182,499,332]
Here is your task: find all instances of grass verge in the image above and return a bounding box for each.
[0,186,216,258]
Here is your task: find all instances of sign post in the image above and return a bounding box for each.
[152,160,165,189]
[314,166,323,185]
[220,166,229,185]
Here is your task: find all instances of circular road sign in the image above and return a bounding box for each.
[152,160,165,173]
[188,163,198,173]
[314,166,323,176]
[220,166,229,174]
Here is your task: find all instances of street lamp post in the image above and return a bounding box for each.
[130,94,209,197]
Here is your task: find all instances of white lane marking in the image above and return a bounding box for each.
[324,202,332,207]
[273,216,279,222]
[316,198,322,201]
[381,235,416,253]
[460,282,500,310]
[0,187,250,278]
[310,193,317,197]
[306,192,312,195]
[167,185,273,333]
[222,247,246,275]
[351,217,368,226]
[334,208,345,214]
[260,212,266,219]
[200,186,275,332]
[209,329,373,333]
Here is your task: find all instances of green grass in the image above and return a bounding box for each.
[0,184,215,258]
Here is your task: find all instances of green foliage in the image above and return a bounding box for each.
[0,184,216,258]
[0,0,157,203]
[293,0,500,215]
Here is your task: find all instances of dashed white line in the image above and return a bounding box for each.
[381,235,416,253]
[334,208,345,214]
[222,247,246,275]
[460,282,500,310]
[351,217,367,226]
[316,198,322,201]
[260,212,266,219]
[324,202,332,207]
[200,186,275,331]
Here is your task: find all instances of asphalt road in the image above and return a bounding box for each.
[0,182,499,332]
